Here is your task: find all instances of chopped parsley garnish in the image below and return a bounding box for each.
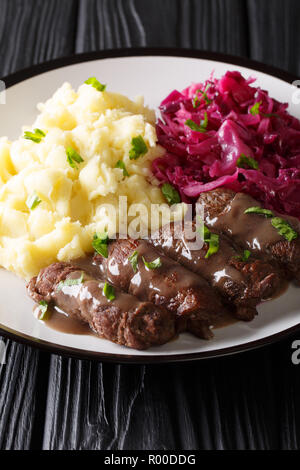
[245,207,298,242]
[128,250,139,273]
[38,301,49,321]
[271,217,298,242]
[103,282,116,301]
[202,225,219,258]
[92,232,109,258]
[192,91,201,109]
[263,112,280,118]
[185,112,208,133]
[249,101,280,119]
[56,272,84,292]
[203,225,211,241]
[185,119,201,131]
[206,234,219,259]
[129,136,148,160]
[192,84,212,108]
[244,207,274,217]
[235,250,251,262]
[66,147,84,169]
[201,111,208,129]
[115,160,129,177]
[250,101,262,116]
[24,128,46,143]
[142,257,162,270]
[161,183,181,205]
[26,192,41,210]
[85,77,106,92]
[195,220,209,241]
[236,154,259,170]
[195,216,204,236]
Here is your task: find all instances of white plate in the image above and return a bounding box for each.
[0,49,299,362]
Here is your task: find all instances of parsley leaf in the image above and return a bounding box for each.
[250,101,262,116]
[56,272,84,292]
[195,215,204,236]
[192,90,201,109]
[248,101,280,119]
[66,147,84,169]
[245,207,298,241]
[92,232,109,258]
[103,282,116,301]
[201,111,208,129]
[161,183,181,205]
[115,160,129,177]
[26,192,42,210]
[129,136,148,160]
[192,84,212,108]
[24,128,46,143]
[38,300,50,321]
[205,233,219,259]
[271,217,298,242]
[235,250,251,262]
[85,77,106,92]
[203,225,220,258]
[262,113,280,118]
[128,250,139,273]
[245,206,298,241]
[244,207,274,217]
[203,224,211,242]
[236,154,259,170]
[142,257,162,270]
[185,112,208,133]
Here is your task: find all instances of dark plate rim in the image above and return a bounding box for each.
[0,47,299,364]
[1,47,299,86]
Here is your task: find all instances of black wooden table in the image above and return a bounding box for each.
[1,0,300,450]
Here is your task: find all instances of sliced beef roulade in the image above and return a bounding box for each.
[150,221,282,321]
[94,238,226,337]
[198,189,300,283]
[27,262,175,350]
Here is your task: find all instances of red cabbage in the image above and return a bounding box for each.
[153,71,300,218]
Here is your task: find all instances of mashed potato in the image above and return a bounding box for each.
[0,82,183,279]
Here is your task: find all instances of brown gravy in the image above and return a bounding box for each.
[267,278,289,300]
[208,192,283,252]
[212,279,289,330]
[72,254,101,278]
[33,254,100,336]
[34,303,95,335]
[101,238,212,302]
[42,305,238,335]
[45,307,95,335]
[212,311,238,329]
[153,221,245,289]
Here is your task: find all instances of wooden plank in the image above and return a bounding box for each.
[76,0,248,55]
[0,0,78,76]
[43,359,177,450]
[0,340,50,449]
[0,0,78,450]
[247,0,300,75]
[44,344,288,450]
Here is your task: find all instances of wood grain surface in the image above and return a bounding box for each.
[0,0,299,450]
